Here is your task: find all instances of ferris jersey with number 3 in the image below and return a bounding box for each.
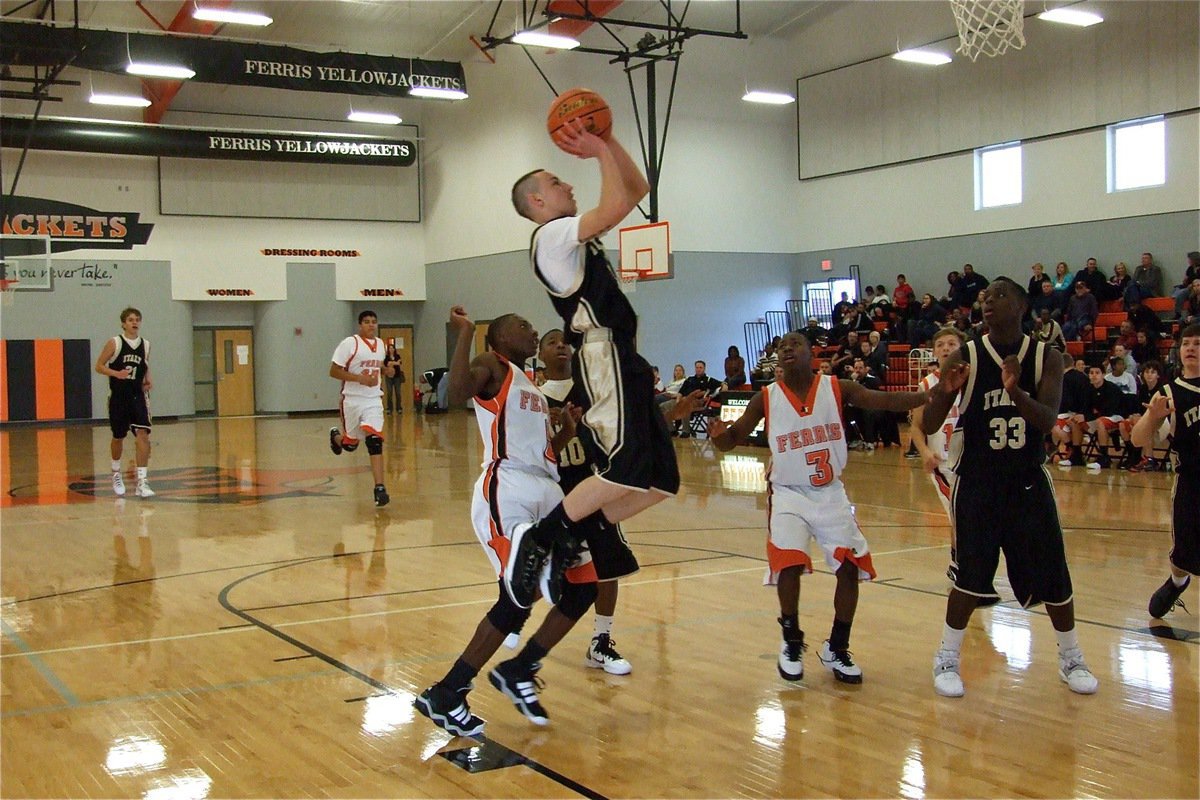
[331,335,384,399]
[473,356,558,479]
[764,375,847,489]
[919,370,960,459]
[948,335,1049,475]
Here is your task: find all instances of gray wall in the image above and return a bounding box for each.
[796,211,1200,301]
[0,259,193,418]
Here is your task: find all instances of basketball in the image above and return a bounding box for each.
[546,88,612,150]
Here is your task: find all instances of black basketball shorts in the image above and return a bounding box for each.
[575,342,680,495]
[952,466,1073,608]
[109,392,151,439]
[576,512,639,581]
[1170,472,1200,576]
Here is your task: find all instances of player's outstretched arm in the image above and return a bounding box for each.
[564,122,648,242]
[1131,392,1173,448]
[1005,350,1061,434]
[838,379,928,413]
[708,391,765,452]
[446,305,502,405]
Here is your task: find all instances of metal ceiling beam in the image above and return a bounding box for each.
[142,0,232,124]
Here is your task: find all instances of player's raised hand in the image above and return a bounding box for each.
[671,389,708,421]
[939,362,970,394]
[449,305,473,332]
[1146,392,1174,420]
[1001,355,1021,393]
[558,119,607,159]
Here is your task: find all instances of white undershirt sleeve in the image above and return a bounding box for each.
[534,216,584,296]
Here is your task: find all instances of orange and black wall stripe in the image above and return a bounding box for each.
[0,339,92,422]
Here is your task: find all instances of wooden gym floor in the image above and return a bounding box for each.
[1,412,1196,798]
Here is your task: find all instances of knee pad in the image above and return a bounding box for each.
[555,580,598,621]
[486,590,531,634]
[365,434,383,456]
[341,440,359,452]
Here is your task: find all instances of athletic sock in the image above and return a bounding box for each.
[779,613,800,639]
[530,503,570,547]
[111,460,122,473]
[514,639,548,668]
[829,618,852,651]
[1053,627,1079,653]
[593,614,614,639]
[939,623,966,654]
[439,658,479,694]
[1172,574,1190,588]
[136,466,148,480]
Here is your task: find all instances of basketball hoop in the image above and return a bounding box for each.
[949,0,1026,62]
[618,271,639,295]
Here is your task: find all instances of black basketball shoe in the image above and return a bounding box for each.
[1149,575,1191,619]
[413,683,485,737]
[373,484,390,507]
[488,659,549,725]
[329,427,343,456]
[504,522,551,609]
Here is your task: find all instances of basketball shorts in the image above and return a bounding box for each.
[1170,472,1200,576]
[1086,416,1121,433]
[575,340,679,495]
[952,467,1073,607]
[472,463,596,587]
[764,480,877,585]
[576,512,639,581]
[109,392,151,439]
[930,466,955,521]
[340,395,384,444]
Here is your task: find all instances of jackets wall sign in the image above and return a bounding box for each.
[2,196,154,253]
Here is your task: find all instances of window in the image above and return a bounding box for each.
[974,141,1022,209]
[1108,115,1165,192]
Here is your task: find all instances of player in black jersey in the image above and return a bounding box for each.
[1134,323,1200,618]
[503,121,679,609]
[94,308,154,498]
[922,277,1098,697]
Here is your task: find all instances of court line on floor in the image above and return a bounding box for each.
[0,619,79,707]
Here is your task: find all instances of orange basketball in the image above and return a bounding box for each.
[546,88,612,150]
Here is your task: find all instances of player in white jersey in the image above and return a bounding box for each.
[709,332,932,684]
[415,306,600,738]
[328,310,394,506]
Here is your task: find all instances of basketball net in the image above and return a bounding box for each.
[949,0,1026,62]
[618,271,639,295]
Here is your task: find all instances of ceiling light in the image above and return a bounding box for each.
[892,49,952,66]
[742,90,795,105]
[409,86,469,101]
[1037,7,1103,26]
[192,6,273,26]
[511,30,580,49]
[348,111,401,125]
[89,92,152,107]
[126,62,196,79]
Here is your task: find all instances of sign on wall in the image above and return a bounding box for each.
[1,197,154,253]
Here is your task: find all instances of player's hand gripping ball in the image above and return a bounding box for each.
[547,88,612,151]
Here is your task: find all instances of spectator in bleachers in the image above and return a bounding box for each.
[1030,279,1062,323]
[831,292,854,323]
[1111,342,1136,374]
[799,316,830,347]
[859,338,887,380]
[723,345,747,389]
[841,302,874,338]
[967,289,987,332]
[1131,329,1157,367]
[652,366,665,393]
[1101,261,1131,303]
[1129,252,1165,305]
[863,285,876,306]
[1028,262,1047,298]
[1127,296,1164,340]
[1071,257,1107,299]
[1062,280,1098,340]
[845,357,897,449]
[953,264,989,309]
[1033,308,1066,351]
[1182,277,1200,326]
[908,293,948,348]
[950,307,972,336]
[1052,261,1073,294]
[752,347,776,383]
[678,361,723,438]
[658,363,687,407]
[1069,364,1124,469]
[1115,319,1139,352]
[869,284,892,318]
[1105,355,1137,396]
[893,274,916,320]
[1118,360,1168,472]
[1052,356,1090,464]
[830,330,861,377]
[939,271,961,309]
[868,330,889,364]
[1172,251,1200,319]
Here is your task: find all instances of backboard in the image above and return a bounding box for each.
[618,221,672,281]
[0,234,53,290]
